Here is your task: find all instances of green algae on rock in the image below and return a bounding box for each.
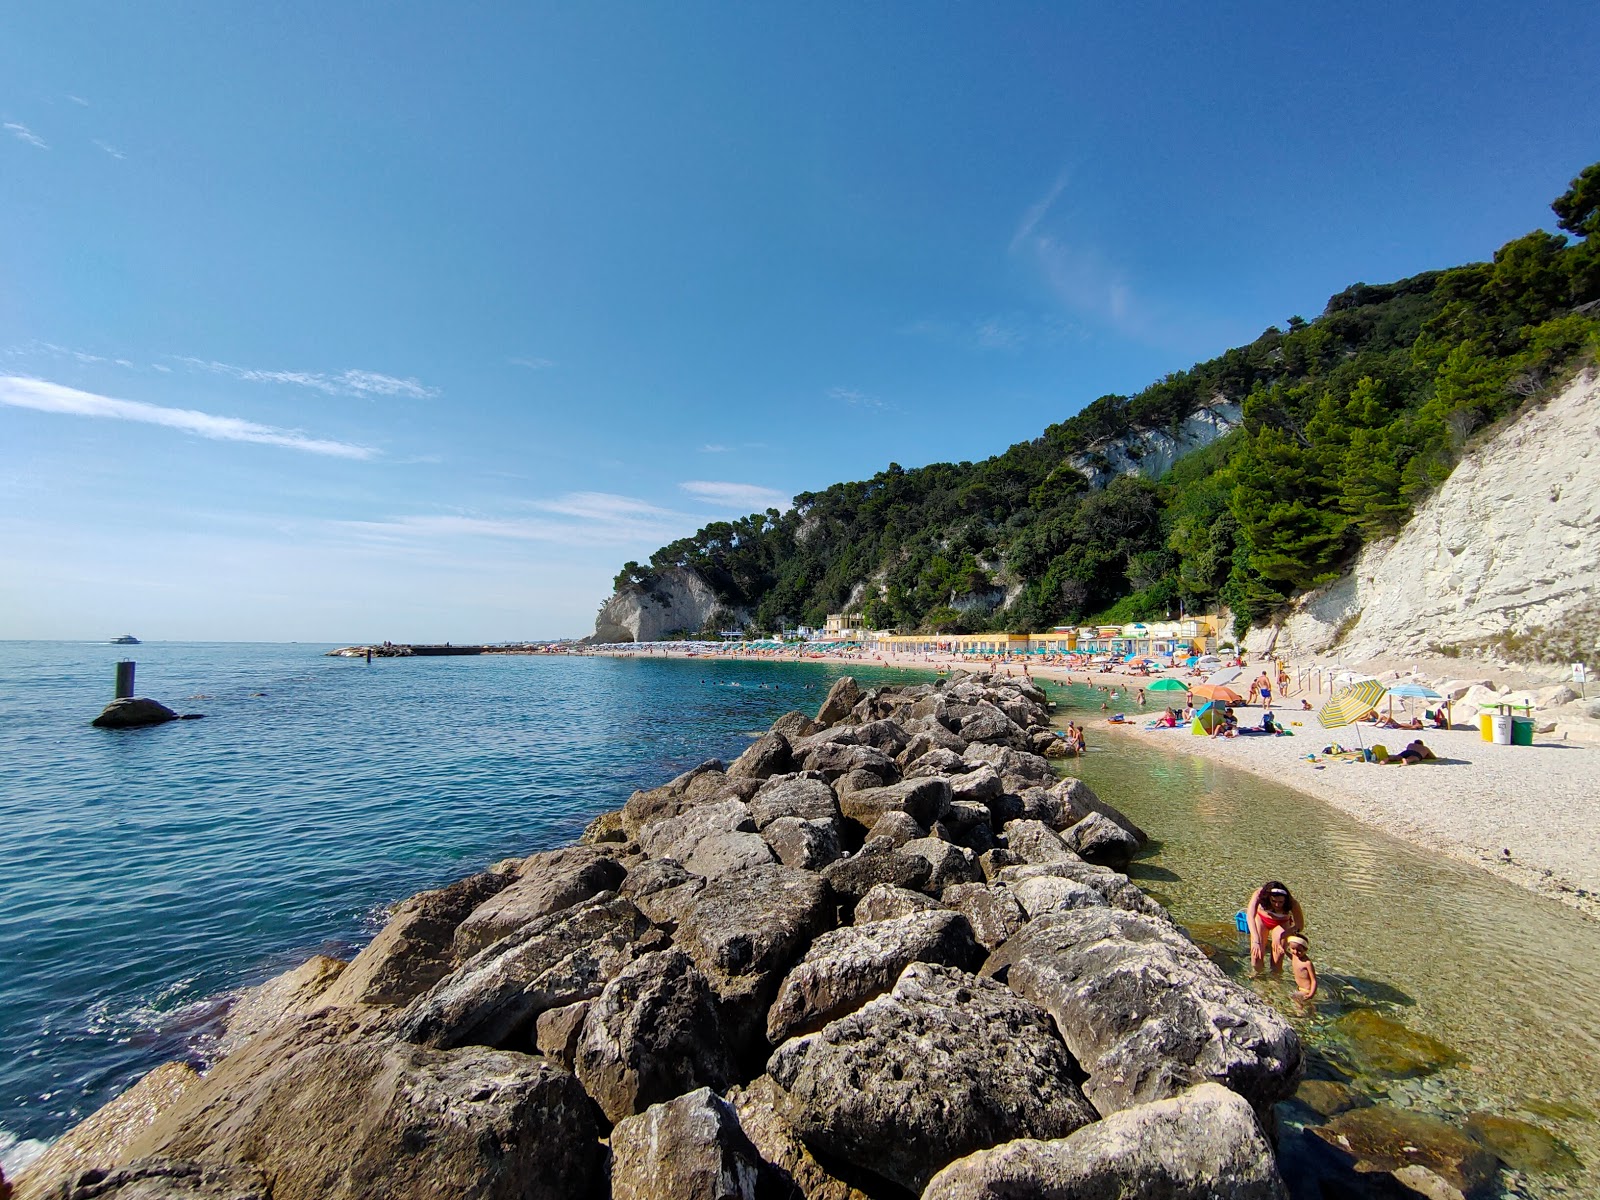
[1313,1105,1499,1195]
[1464,1113,1583,1176]
[1331,1009,1461,1079]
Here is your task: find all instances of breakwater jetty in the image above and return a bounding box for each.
[14,671,1322,1200]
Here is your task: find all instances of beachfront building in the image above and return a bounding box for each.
[821,612,868,641]
[869,615,1221,660]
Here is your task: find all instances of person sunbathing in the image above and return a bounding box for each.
[1393,739,1437,765]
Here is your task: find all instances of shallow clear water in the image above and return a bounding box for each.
[1049,679,1599,1199]
[0,641,921,1165]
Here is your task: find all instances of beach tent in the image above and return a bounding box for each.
[1191,703,1224,735]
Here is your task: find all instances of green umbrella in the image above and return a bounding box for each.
[1148,678,1188,694]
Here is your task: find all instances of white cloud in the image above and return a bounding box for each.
[532,492,679,521]
[175,357,438,399]
[342,490,693,549]
[509,356,555,370]
[1011,169,1070,253]
[828,386,902,413]
[0,376,376,459]
[67,94,89,106]
[700,443,731,453]
[4,122,48,149]
[93,139,125,160]
[680,480,791,511]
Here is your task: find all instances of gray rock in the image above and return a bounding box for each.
[396,893,664,1049]
[637,798,756,863]
[727,1077,870,1200]
[801,742,897,786]
[949,763,1002,803]
[761,817,843,871]
[728,731,793,781]
[837,776,950,831]
[622,760,742,840]
[766,910,985,1043]
[618,858,705,928]
[978,848,1022,879]
[853,883,943,923]
[453,847,627,957]
[815,677,862,726]
[767,963,1097,1194]
[124,1016,602,1200]
[943,798,995,833]
[771,710,822,740]
[922,1083,1288,1200]
[685,831,777,880]
[958,706,1020,745]
[851,719,912,755]
[532,999,591,1070]
[60,1160,270,1199]
[863,809,925,848]
[219,954,346,1055]
[610,1088,767,1200]
[580,809,627,844]
[91,698,180,729]
[991,908,1302,1116]
[898,837,982,893]
[832,767,888,798]
[942,883,1027,952]
[1051,775,1147,842]
[750,775,839,828]
[320,868,515,1008]
[1002,819,1080,865]
[995,860,1166,917]
[903,746,967,779]
[574,949,732,1124]
[1009,874,1109,918]
[1061,811,1142,868]
[675,864,834,1057]
[821,837,931,901]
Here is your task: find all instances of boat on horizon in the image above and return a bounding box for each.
[109,634,141,645]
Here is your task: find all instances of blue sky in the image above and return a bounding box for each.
[4,3,1598,641]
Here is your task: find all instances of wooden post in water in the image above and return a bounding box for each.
[115,660,136,699]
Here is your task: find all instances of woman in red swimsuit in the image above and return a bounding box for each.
[1246,880,1305,971]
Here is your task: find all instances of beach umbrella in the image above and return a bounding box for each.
[1206,667,1244,686]
[1386,684,1444,700]
[1191,684,1242,703]
[1319,679,1387,749]
[1148,677,1188,694]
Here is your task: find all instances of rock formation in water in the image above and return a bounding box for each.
[89,698,181,729]
[593,565,740,643]
[22,672,1315,1200]
[1250,368,1600,666]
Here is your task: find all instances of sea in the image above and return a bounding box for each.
[4,642,1596,1197]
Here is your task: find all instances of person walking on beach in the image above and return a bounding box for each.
[1246,881,1305,971]
[1256,671,1273,707]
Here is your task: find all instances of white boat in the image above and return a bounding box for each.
[110,634,141,645]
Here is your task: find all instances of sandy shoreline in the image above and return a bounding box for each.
[589,644,1600,919]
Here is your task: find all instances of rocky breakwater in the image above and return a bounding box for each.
[19,672,1304,1200]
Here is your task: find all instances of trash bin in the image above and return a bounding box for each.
[1491,714,1513,745]
[1511,716,1534,746]
[1479,713,1494,741]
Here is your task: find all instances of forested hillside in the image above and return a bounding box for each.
[610,164,1600,639]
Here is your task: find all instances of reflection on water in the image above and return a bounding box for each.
[1049,681,1597,1199]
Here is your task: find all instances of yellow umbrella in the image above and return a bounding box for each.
[1319,679,1387,750]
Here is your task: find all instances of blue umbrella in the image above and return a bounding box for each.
[1386,683,1443,699]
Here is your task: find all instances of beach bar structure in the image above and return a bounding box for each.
[866,615,1220,659]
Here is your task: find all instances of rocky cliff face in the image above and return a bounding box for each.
[593,566,741,643]
[1069,400,1242,487]
[1250,369,1600,663]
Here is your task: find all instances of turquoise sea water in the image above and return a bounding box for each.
[0,641,919,1166]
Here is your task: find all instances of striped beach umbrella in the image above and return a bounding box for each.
[1319,679,1387,749]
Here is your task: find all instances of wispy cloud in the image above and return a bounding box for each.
[4,122,48,150]
[680,480,791,511]
[174,358,438,399]
[93,139,125,160]
[1010,168,1070,253]
[532,492,678,522]
[0,376,376,459]
[899,312,1080,353]
[341,491,693,548]
[67,94,89,107]
[828,386,901,413]
[509,356,555,370]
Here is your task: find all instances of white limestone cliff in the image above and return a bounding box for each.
[593,566,742,642]
[1069,401,1242,487]
[1249,369,1600,665]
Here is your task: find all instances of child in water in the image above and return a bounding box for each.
[1283,935,1318,998]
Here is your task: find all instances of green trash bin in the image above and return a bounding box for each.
[1511,716,1534,746]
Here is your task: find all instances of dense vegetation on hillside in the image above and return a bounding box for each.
[613,164,1600,639]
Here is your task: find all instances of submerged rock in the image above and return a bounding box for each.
[1313,1105,1499,1197]
[1463,1113,1581,1175]
[1332,1009,1461,1078]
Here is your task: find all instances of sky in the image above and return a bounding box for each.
[4,3,1598,642]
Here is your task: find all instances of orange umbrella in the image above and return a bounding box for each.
[1191,684,1243,703]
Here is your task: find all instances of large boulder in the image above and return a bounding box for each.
[853,883,943,923]
[1061,811,1142,868]
[319,868,514,1008]
[727,1077,870,1200]
[574,948,733,1124]
[1009,873,1109,919]
[766,911,985,1043]
[771,711,821,740]
[454,847,627,957]
[56,1160,270,1199]
[815,677,862,726]
[675,864,834,1058]
[958,705,1020,745]
[898,837,981,893]
[941,882,1027,952]
[218,955,347,1055]
[12,1064,200,1200]
[749,776,839,828]
[1051,776,1147,842]
[728,731,793,781]
[617,858,705,929]
[837,777,950,831]
[622,760,736,840]
[863,810,925,847]
[124,1017,601,1200]
[91,698,179,729]
[396,893,665,1049]
[609,1088,767,1200]
[903,746,968,779]
[1002,819,1080,865]
[767,963,1097,1194]
[990,909,1302,1117]
[850,719,912,756]
[821,838,932,902]
[801,743,897,786]
[922,1083,1287,1200]
[637,799,754,863]
[761,817,843,871]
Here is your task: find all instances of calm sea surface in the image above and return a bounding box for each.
[3,646,1595,1198]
